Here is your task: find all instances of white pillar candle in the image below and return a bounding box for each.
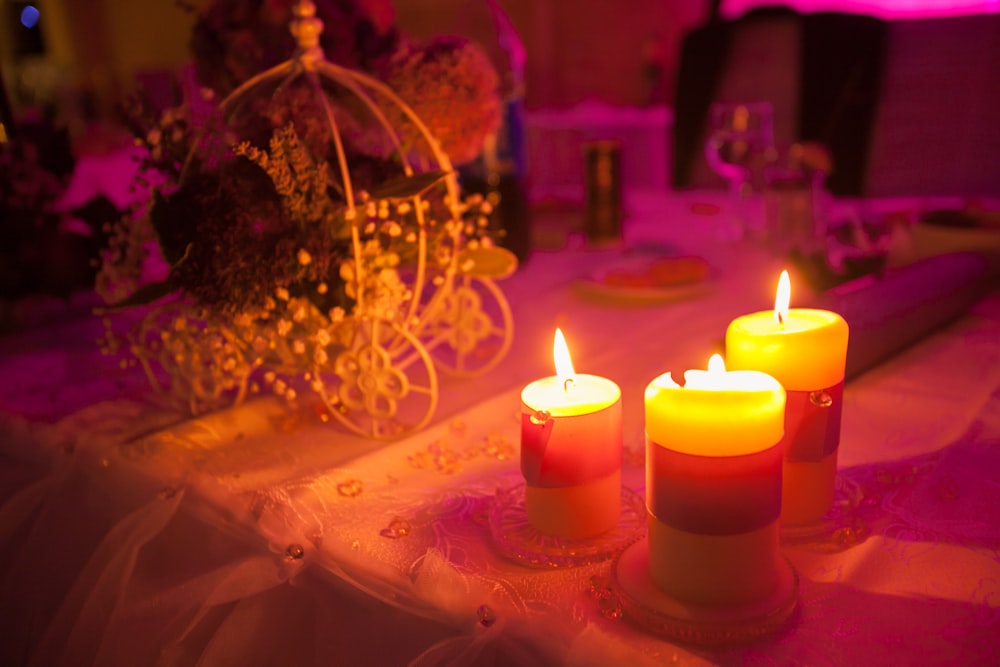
[726,270,849,525]
[521,329,622,538]
[644,354,786,606]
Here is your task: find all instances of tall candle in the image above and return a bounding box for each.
[521,329,622,538]
[726,271,849,525]
[644,355,786,606]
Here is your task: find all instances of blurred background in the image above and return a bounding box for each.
[2,0,999,194]
[1,0,998,310]
[3,0,997,113]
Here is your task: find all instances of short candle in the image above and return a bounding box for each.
[726,270,849,525]
[520,329,622,538]
[644,354,786,606]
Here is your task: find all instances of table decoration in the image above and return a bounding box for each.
[489,328,644,566]
[703,101,776,241]
[815,251,994,380]
[761,142,832,249]
[97,1,516,440]
[900,208,1000,266]
[612,354,797,644]
[488,483,646,569]
[6,181,1000,664]
[790,207,898,293]
[726,270,849,526]
[518,329,622,538]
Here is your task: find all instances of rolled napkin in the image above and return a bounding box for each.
[812,252,995,380]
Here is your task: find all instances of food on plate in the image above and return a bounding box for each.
[601,256,710,289]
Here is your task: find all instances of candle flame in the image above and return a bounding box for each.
[774,270,791,326]
[678,352,779,391]
[679,353,730,388]
[707,353,726,374]
[553,328,576,385]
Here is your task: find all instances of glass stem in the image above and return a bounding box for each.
[726,176,749,241]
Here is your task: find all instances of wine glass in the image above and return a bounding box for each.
[704,102,776,240]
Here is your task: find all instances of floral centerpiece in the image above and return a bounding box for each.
[98,0,515,439]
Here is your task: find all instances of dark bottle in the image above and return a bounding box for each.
[457,2,531,266]
[460,97,530,266]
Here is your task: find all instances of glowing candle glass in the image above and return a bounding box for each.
[520,329,622,538]
[644,354,786,606]
[726,271,849,525]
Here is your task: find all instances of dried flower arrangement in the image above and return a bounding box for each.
[98,0,515,439]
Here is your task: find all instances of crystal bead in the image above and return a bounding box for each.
[832,518,868,547]
[598,595,623,620]
[476,604,496,627]
[337,479,364,497]
[449,419,467,436]
[587,575,613,600]
[379,517,411,539]
[809,390,833,407]
[483,434,514,461]
[529,410,551,426]
[285,544,305,561]
[408,451,431,469]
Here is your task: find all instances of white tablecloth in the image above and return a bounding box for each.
[2,192,999,666]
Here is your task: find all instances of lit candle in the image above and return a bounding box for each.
[644,355,786,606]
[521,329,622,538]
[726,270,849,525]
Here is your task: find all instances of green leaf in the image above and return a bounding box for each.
[456,246,519,279]
[97,280,178,313]
[367,170,450,200]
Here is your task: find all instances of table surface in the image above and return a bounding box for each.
[2,191,999,666]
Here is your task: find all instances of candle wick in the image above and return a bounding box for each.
[777,311,784,326]
[563,377,576,392]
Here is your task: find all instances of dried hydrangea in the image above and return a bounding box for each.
[369,36,503,166]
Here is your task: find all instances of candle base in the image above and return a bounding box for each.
[488,482,645,568]
[525,471,621,538]
[780,470,864,546]
[647,517,782,607]
[780,449,839,526]
[612,537,798,645]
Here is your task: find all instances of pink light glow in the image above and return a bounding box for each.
[722,0,1000,19]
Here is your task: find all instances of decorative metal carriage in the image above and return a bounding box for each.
[110,1,514,440]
